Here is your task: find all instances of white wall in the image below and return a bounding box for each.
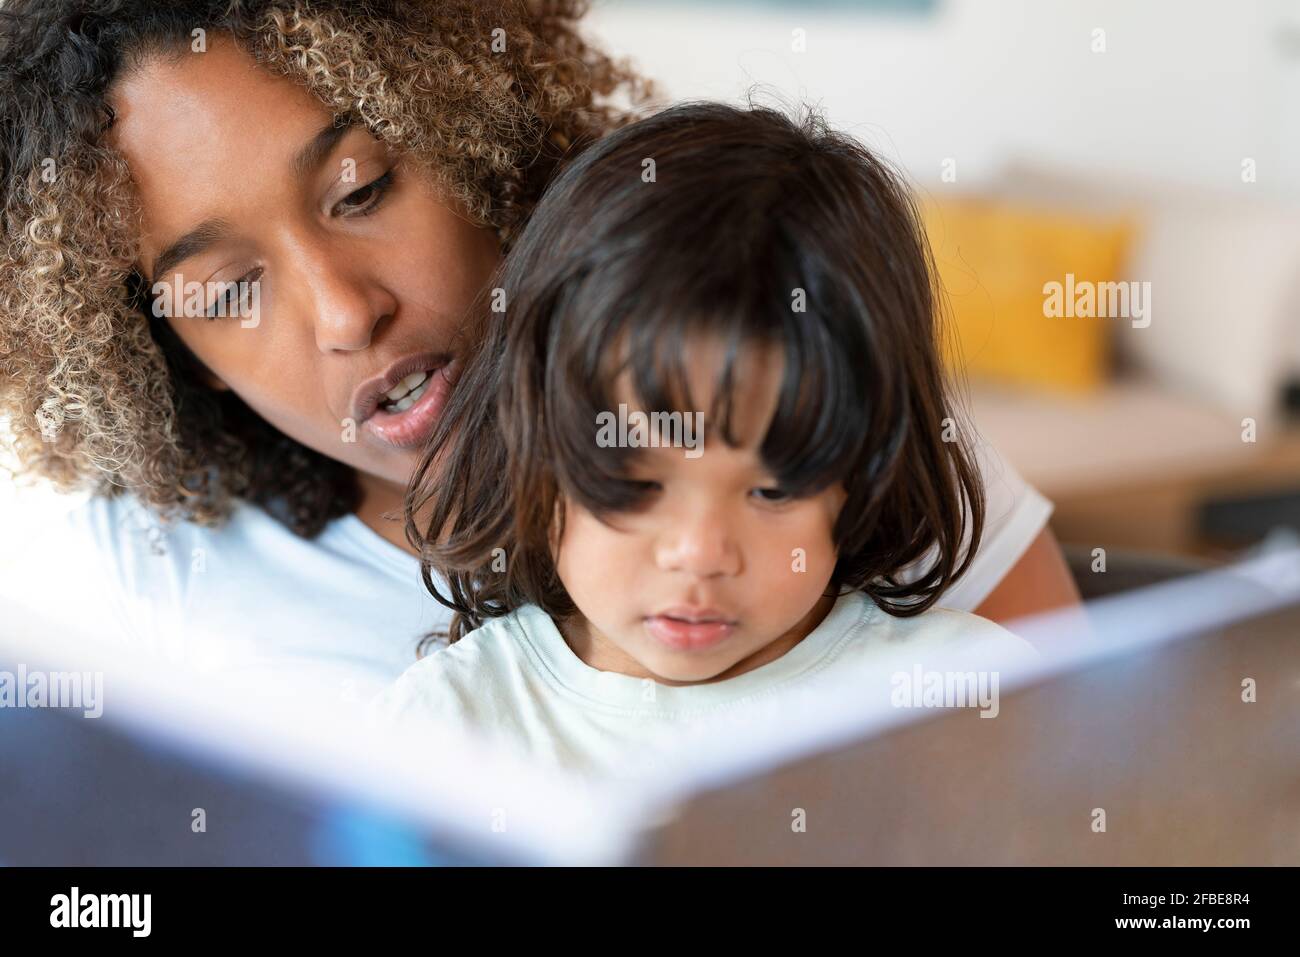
[587,0,1300,198]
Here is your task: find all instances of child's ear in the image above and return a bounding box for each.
[548,498,569,560]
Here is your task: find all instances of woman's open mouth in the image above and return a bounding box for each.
[378,368,436,414]
[363,357,459,450]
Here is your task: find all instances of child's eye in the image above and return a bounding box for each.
[751,486,793,504]
[608,479,662,512]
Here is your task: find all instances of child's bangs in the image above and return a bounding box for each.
[543,251,906,513]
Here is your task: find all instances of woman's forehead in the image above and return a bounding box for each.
[108,34,333,168]
[106,36,341,269]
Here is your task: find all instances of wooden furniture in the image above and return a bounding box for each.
[970,379,1297,558]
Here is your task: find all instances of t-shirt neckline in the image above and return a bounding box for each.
[509,590,873,716]
[327,512,423,579]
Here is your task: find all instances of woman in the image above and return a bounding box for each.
[0,0,1077,701]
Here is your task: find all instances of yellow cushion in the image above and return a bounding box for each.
[922,197,1133,393]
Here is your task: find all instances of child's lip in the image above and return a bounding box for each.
[644,606,740,654]
[651,605,737,624]
[644,614,737,652]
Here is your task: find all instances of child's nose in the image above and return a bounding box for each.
[655,515,742,578]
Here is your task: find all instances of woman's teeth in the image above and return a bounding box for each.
[380,370,432,413]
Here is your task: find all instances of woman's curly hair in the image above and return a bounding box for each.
[0,0,650,535]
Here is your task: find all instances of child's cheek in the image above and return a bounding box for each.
[553,505,593,597]
[554,504,634,612]
[762,501,841,593]
[823,482,850,527]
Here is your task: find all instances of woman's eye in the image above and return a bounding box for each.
[206,268,263,320]
[334,169,395,217]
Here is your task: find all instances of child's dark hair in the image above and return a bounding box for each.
[407,100,985,644]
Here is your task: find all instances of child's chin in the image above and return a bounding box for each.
[639,651,731,686]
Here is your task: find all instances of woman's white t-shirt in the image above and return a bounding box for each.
[0,438,1051,705]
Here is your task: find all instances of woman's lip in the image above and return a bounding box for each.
[351,350,450,424]
[364,359,459,450]
[644,615,737,652]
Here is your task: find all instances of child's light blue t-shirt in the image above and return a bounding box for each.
[368,590,1040,779]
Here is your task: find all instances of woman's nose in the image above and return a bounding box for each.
[289,234,398,353]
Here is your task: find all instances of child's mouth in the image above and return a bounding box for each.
[644,613,737,652]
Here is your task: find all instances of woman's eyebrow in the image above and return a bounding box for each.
[150,218,231,283]
[292,119,353,179]
[148,120,354,282]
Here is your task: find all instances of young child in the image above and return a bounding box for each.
[369,102,1038,777]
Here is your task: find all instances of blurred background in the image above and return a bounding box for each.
[587,0,1300,578]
